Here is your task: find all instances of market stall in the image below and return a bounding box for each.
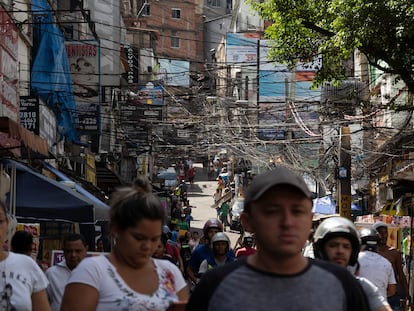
[1,158,110,267]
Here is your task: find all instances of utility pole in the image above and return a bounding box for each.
[337,125,352,219]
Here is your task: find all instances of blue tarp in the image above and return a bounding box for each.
[30,0,78,141]
[2,159,98,223]
[313,195,361,214]
[313,196,336,214]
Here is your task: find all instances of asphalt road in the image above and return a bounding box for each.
[186,166,241,249]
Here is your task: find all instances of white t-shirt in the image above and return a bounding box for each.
[0,252,49,311]
[67,255,187,311]
[356,276,389,310]
[357,251,396,299]
[45,260,71,311]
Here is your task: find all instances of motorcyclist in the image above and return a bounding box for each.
[198,232,235,274]
[313,216,392,311]
[186,218,234,285]
[176,179,188,202]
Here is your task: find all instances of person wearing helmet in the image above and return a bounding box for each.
[357,227,397,307]
[313,216,392,311]
[187,166,370,311]
[198,232,235,274]
[235,234,256,258]
[186,218,234,285]
[175,179,188,202]
[373,222,410,311]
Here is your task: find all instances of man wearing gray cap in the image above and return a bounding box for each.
[187,166,369,311]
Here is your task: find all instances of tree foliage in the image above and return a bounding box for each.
[249,0,414,93]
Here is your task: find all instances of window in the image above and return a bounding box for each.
[171,31,180,48]
[63,25,74,40]
[171,36,180,48]
[142,4,150,16]
[172,8,181,19]
[211,0,221,7]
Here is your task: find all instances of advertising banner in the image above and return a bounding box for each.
[258,103,286,140]
[66,41,100,132]
[158,59,190,87]
[121,43,139,87]
[20,96,57,155]
[0,7,19,121]
[134,82,163,106]
[226,33,260,64]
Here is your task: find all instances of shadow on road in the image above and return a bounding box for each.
[188,193,212,198]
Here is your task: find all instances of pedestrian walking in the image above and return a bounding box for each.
[356,228,397,307]
[187,166,370,311]
[213,188,221,205]
[10,230,34,256]
[61,175,188,311]
[45,233,88,311]
[219,200,230,231]
[187,167,196,185]
[188,231,200,253]
[0,200,51,311]
[373,222,411,310]
[183,202,192,228]
[313,216,392,311]
[216,176,225,197]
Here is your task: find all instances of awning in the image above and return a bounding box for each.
[41,161,110,221]
[0,117,49,157]
[2,158,103,223]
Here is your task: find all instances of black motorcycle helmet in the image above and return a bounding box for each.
[313,216,361,266]
[359,228,380,252]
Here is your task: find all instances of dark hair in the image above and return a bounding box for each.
[63,233,87,247]
[11,230,33,254]
[160,233,168,246]
[110,176,165,231]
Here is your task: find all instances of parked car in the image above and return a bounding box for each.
[157,167,178,190]
[230,198,244,231]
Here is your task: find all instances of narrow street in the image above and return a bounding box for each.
[186,165,240,248]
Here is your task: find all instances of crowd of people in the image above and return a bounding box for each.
[0,166,412,310]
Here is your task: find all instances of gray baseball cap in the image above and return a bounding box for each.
[244,166,312,211]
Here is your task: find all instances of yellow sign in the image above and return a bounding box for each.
[85,167,96,185]
[339,194,352,219]
[86,153,95,169]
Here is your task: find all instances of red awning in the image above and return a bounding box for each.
[0,117,49,157]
